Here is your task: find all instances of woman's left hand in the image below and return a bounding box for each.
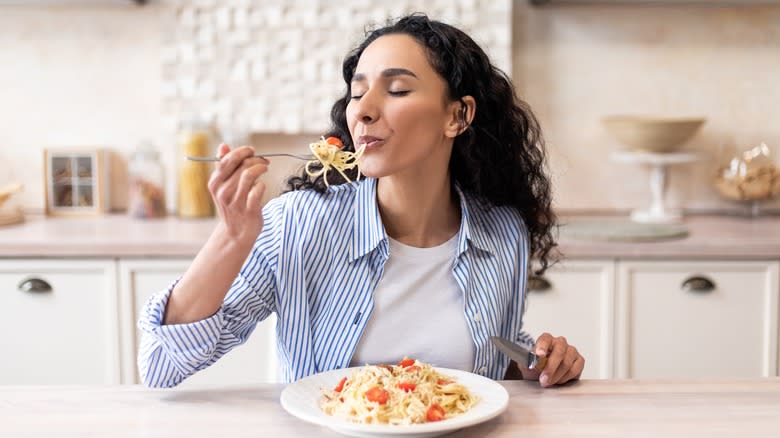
[527,332,585,387]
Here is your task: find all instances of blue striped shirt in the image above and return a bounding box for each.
[137,177,534,386]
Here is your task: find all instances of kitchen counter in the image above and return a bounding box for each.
[2,379,779,437]
[558,214,780,259]
[0,214,217,257]
[0,213,779,258]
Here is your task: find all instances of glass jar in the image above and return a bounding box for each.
[177,121,215,218]
[128,141,167,219]
[714,142,780,217]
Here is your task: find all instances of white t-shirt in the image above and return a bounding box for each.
[349,233,477,371]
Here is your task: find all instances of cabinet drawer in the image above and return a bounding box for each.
[0,259,119,384]
[617,260,779,379]
[522,260,615,379]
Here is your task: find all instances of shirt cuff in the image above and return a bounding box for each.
[137,278,224,374]
[515,330,536,350]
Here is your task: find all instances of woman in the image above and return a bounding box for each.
[138,14,584,388]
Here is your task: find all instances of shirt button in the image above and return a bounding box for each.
[479,366,487,373]
[473,312,482,323]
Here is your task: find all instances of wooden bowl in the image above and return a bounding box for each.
[602,116,706,153]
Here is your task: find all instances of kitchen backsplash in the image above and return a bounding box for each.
[1,1,778,214]
[161,0,511,135]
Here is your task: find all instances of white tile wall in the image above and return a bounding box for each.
[161,0,512,135]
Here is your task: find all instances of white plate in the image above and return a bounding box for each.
[280,367,509,438]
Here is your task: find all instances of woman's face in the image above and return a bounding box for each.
[346,33,460,179]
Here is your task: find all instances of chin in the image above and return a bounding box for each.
[356,161,386,179]
[358,167,384,179]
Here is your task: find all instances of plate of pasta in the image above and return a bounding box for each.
[280,358,509,438]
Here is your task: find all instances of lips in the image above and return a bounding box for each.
[357,135,384,148]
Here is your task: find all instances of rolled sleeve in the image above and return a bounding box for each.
[137,198,283,388]
[136,279,226,387]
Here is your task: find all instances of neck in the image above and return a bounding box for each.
[376,172,461,248]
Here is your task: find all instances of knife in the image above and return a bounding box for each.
[490,336,547,372]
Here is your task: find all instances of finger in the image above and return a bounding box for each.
[234,163,269,205]
[560,355,585,384]
[540,336,567,387]
[534,333,554,357]
[210,153,264,202]
[213,146,256,184]
[216,143,231,159]
[213,157,263,205]
[208,144,231,195]
[246,180,266,214]
[550,346,578,385]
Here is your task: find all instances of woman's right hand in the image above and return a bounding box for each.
[163,144,269,325]
[208,144,270,243]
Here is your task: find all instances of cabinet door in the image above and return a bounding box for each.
[617,260,779,379]
[520,260,615,379]
[0,259,119,384]
[119,259,279,385]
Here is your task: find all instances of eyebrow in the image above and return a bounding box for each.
[352,68,418,83]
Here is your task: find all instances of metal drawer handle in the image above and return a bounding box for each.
[17,278,53,294]
[681,276,715,293]
[528,275,552,292]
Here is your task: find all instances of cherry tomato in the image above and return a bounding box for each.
[426,404,446,422]
[334,377,347,392]
[397,382,416,392]
[365,387,389,405]
[325,136,343,149]
[398,358,415,368]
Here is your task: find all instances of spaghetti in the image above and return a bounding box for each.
[320,358,479,425]
[304,136,366,186]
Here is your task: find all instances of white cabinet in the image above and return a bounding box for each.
[0,259,120,385]
[118,259,279,385]
[616,260,779,379]
[2,253,778,385]
[521,260,614,379]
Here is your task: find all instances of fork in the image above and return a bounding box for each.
[186,153,314,162]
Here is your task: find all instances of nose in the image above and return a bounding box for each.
[351,89,380,125]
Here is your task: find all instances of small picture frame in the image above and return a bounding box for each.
[44,148,108,216]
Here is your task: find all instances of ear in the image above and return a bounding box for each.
[444,95,476,139]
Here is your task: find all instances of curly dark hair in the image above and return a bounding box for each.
[286,13,558,274]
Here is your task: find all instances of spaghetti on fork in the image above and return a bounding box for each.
[304,136,366,187]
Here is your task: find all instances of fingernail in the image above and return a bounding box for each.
[540,374,549,385]
[536,349,545,356]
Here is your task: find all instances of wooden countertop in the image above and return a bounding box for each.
[0,213,779,258]
[2,379,780,437]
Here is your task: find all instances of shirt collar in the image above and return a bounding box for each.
[453,183,496,257]
[350,178,387,262]
[349,178,496,262]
